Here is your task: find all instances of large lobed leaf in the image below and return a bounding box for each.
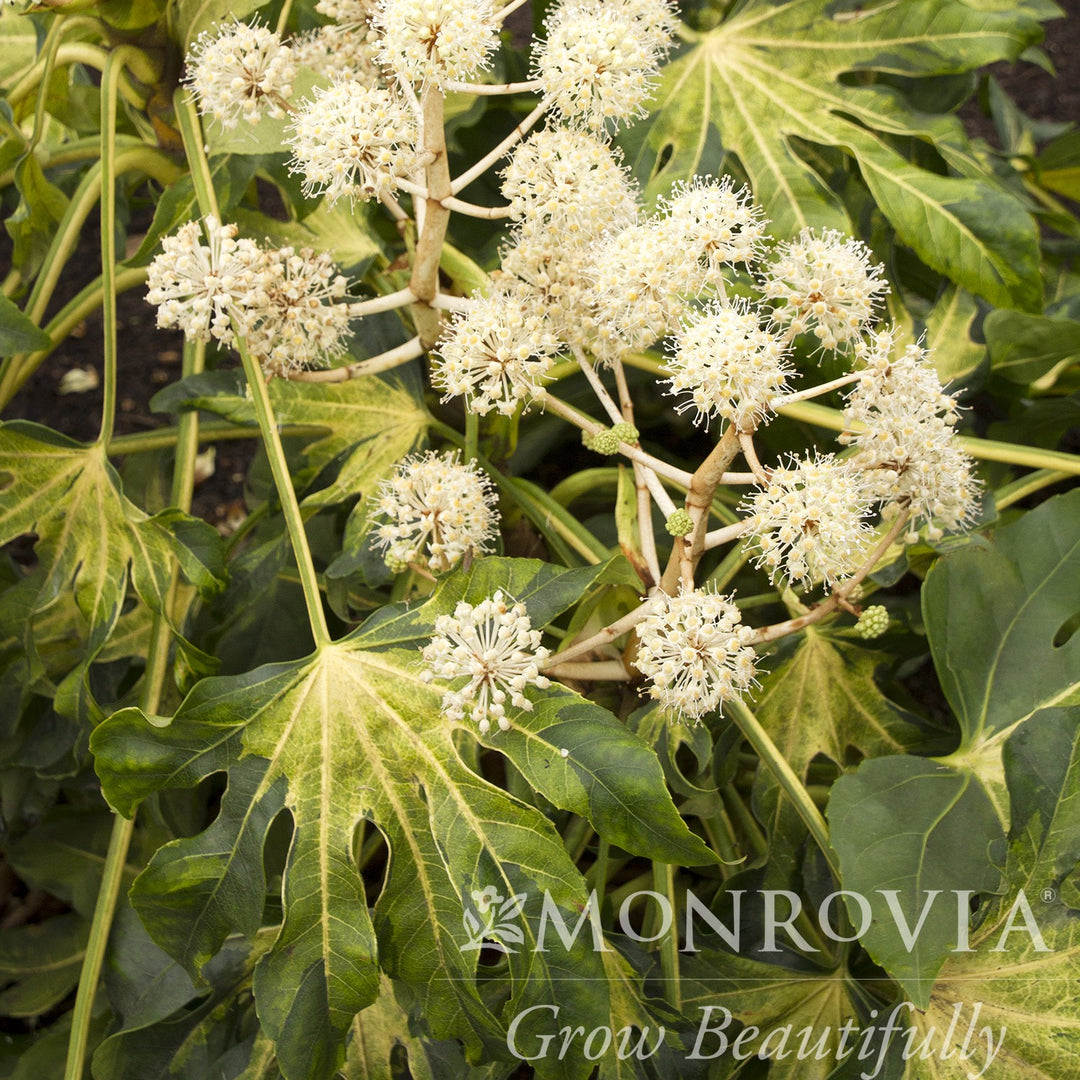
[828,491,1080,1007]
[91,559,711,1080]
[152,370,429,505]
[626,0,1044,309]
[0,422,226,715]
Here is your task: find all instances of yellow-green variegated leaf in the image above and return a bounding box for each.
[627,0,1043,309]
[151,371,429,504]
[0,422,226,715]
[901,707,1080,1079]
[91,558,710,1080]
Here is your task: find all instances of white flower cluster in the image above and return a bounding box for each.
[664,299,792,430]
[660,176,768,284]
[288,81,420,205]
[375,0,499,84]
[433,292,558,415]
[243,247,351,374]
[373,451,498,573]
[187,21,296,130]
[763,229,889,350]
[534,0,677,130]
[421,592,551,732]
[743,453,875,588]
[146,217,351,374]
[635,587,757,720]
[842,331,979,536]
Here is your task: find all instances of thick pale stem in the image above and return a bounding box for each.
[443,78,544,95]
[409,88,453,348]
[773,371,861,408]
[660,428,741,593]
[738,431,770,484]
[344,287,417,316]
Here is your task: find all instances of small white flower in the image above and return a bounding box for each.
[433,291,557,415]
[635,587,757,721]
[664,298,792,430]
[187,20,296,130]
[375,0,499,85]
[373,451,498,573]
[145,217,264,344]
[501,129,639,239]
[535,0,675,130]
[659,176,768,287]
[421,591,552,733]
[244,246,352,374]
[287,80,420,205]
[743,452,875,589]
[763,228,889,350]
[842,330,978,533]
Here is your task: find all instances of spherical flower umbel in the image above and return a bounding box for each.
[186,21,296,130]
[763,228,889,350]
[501,129,639,239]
[660,176,768,286]
[841,332,979,535]
[588,219,693,359]
[421,591,552,733]
[664,298,793,430]
[372,451,498,573]
[243,246,351,374]
[287,80,419,204]
[635,586,757,721]
[291,24,381,82]
[375,0,498,85]
[534,0,675,130]
[433,291,557,415]
[743,452,875,589]
[145,217,263,344]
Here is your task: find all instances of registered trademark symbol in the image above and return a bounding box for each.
[1041,887,1057,904]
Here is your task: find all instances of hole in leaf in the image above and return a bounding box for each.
[1053,610,1080,649]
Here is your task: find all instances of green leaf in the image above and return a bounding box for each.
[923,284,985,385]
[751,630,922,872]
[0,293,51,357]
[923,489,1080,748]
[627,0,1043,308]
[681,948,861,1080]
[902,707,1080,1078]
[232,198,383,275]
[0,914,86,1018]
[0,8,38,89]
[91,635,611,1080]
[151,371,429,504]
[0,422,227,701]
[173,0,262,51]
[754,630,922,778]
[6,154,69,280]
[985,308,1080,389]
[828,754,1003,1007]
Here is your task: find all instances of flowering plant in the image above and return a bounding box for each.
[0,0,1078,1078]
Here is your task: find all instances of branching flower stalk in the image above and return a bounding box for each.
[141,4,988,899]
